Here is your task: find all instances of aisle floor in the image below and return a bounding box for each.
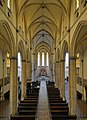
[36,80,51,120]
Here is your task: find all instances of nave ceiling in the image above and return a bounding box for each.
[17,0,69,53]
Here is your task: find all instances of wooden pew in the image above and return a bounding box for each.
[50,105,69,110]
[18,109,36,115]
[18,105,37,111]
[52,115,77,120]
[49,96,63,100]
[50,103,68,106]
[47,88,60,93]
[20,99,38,103]
[49,100,66,103]
[11,115,35,120]
[51,109,69,115]
[47,85,76,120]
[24,97,38,100]
[11,82,39,120]
[27,93,39,95]
[18,102,37,107]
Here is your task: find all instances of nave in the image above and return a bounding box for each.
[0,78,87,120]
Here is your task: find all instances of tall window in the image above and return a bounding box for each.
[76,53,80,76]
[65,53,69,67]
[6,52,10,76]
[76,0,79,10]
[42,52,44,66]
[65,53,69,79]
[7,0,11,9]
[38,52,40,66]
[18,53,21,67]
[76,53,80,68]
[18,52,22,81]
[46,52,49,66]
[6,52,10,67]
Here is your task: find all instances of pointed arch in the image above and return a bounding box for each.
[61,40,68,60]
[0,20,15,56]
[18,40,26,60]
[71,21,87,56]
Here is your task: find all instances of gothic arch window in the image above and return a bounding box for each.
[6,52,10,76]
[46,52,49,66]
[76,53,80,68]
[42,52,44,66]
[6,52,10,67]
[38,52,40,66]
[76,53,80,76]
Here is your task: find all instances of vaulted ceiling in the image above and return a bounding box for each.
[18,0,69,53]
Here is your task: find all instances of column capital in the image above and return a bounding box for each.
[27,61,30,63]
[81,60,84,62]
[56,61,60,63]
[32,53,35,55]
[70,56,76,60]
[3,59,5,62]
[10,57,17,60]
[21,60,26,62]
[60,59,65,62]
[51,53,54,55]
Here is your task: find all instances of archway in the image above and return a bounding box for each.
[0,20,15,117]
[70,20,87,115]
[55,48,60,89]
[18,40,26,100]
[61,40,69,102]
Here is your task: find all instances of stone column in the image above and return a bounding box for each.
[40,52,42,67]
[26,61,31,80]
[60,60,65,98]
[2,60,5,100]
[55,61,60,89]
[50,64,54,81]
[21,60,26,100]
[10,57,18,115]
[51,53,54,81]
[69,57,77,115]
[49,56,51,80]
[30,48,32,79]
[81,60,85,100]
[55,62,58,87]
[26,61,29,80]
[32,53,36,81]
[58,61,61,90]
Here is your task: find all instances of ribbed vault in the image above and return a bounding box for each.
[18,0,69,52]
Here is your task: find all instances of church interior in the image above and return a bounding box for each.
[0,0,87,120]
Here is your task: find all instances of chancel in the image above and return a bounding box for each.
[0,0,87,120]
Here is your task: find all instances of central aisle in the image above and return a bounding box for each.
[36,80,51,120]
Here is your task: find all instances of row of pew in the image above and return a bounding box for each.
[47,83,77,120]
[26,81,40,95]
[11,86,39,120]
